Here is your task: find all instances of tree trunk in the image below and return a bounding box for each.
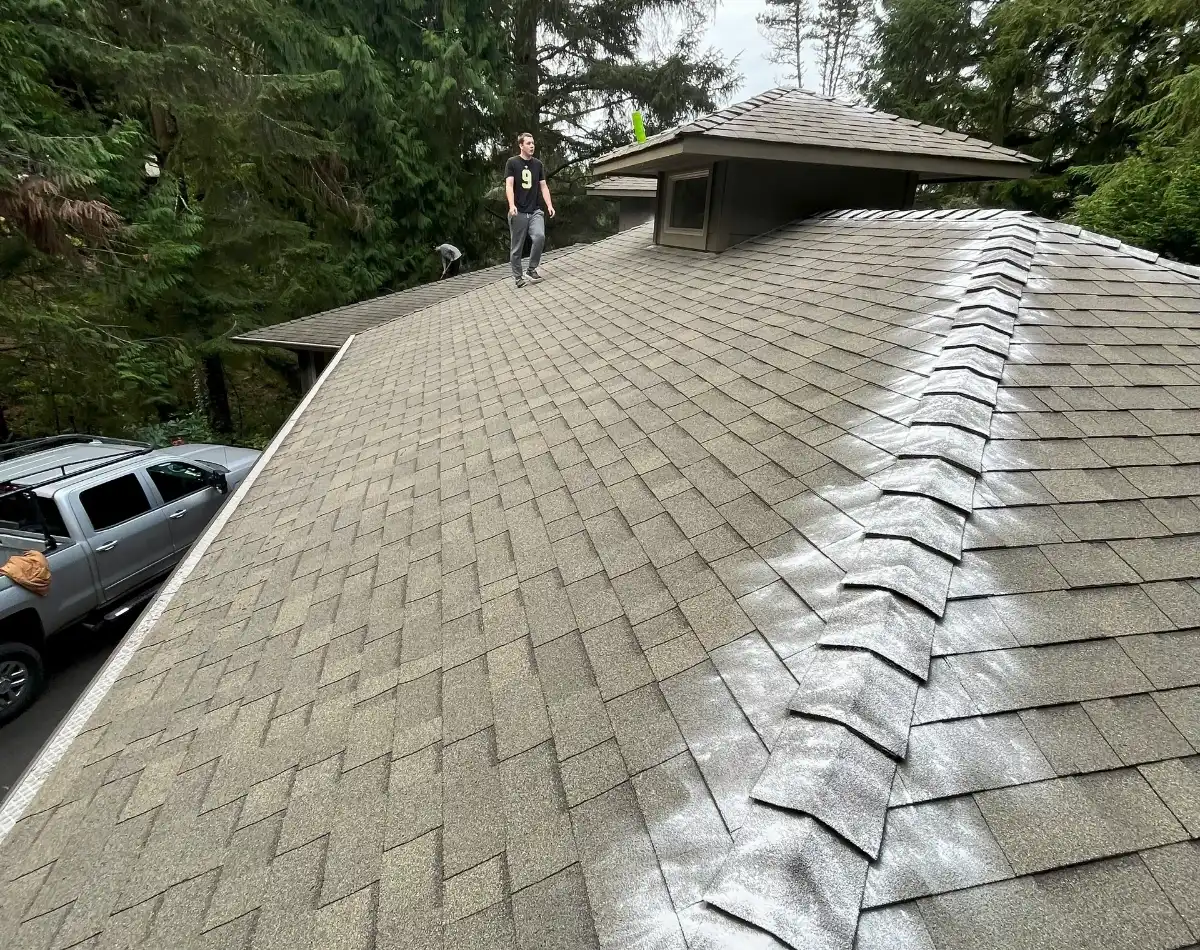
[0,403,9,442]
[204,354,234,434]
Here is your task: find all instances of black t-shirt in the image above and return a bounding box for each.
[505,156,544,214]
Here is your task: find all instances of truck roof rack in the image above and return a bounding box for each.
[0,435,154,501]
[0,434,152,464]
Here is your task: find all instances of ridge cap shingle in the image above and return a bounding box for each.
[695,218,1044,950]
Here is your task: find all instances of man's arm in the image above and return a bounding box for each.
[539,178,555,217]
[505,174,517,217]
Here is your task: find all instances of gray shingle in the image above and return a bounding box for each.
[1083,694,1193,765]
[1112,536,1200,583]
[917,855,1192,950]
[846,536,954,616]
[950,546,1068,598]
[605,683,686,774]
[1018,703,1123,776]
[987,586,1172,648]
[855,904,937,950]
[751,718,895,857]
[1139,842,1200,938]
[632,752,733,909]
[1139,756,1200,836]
[443,857,507,925]
[511,864,599,950]
[1153,686,1200,748]
[865,796,1013,906]
[661,661,768,832]
[896,714,1054,804]
[570,784,687,950]
[820,587,936,679]
[534,633,614,759]
[737,579,821,657]
[442,730,507,876]
[792,646,920,757]
[704,804,867,950]
[946,640,1153,715]
[1120,630,1200,690]
[678,585,755,651]
[498,742,576,889]
[975,769,1187,875]
[559,739,629,808]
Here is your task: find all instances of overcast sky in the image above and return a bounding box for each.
[700,0,823,103]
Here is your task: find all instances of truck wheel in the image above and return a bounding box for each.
[0,642,44,725]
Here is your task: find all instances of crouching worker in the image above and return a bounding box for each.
[505,132,555,288]
[435,243,464,278]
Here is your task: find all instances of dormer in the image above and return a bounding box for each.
[586,176,657,231]
[591,88,1039,252]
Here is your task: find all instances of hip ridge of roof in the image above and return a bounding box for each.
[694,216,1045,950]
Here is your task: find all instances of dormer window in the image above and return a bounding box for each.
[667,171,710,230]
[659,168,712,249]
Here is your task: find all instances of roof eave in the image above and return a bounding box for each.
[592,134,1037,181]
[590,140,685,176]
[586,186,658,198]
[230,334,343,353]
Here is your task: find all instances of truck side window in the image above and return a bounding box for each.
[79,474,152,532]
[148,462,207,504]
[0,493,68,537]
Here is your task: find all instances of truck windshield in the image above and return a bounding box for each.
[0,490,69,537]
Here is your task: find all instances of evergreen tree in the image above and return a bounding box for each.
[860,0,979,128]
[1073,67,1200,263]
[861,0,1200,253]
[757,0,811,89]
[812,0,865,97]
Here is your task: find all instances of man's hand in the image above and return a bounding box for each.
[508,206,517,218]
[546,206,556,218]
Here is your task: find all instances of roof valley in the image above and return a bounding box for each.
[694,213,1044,950]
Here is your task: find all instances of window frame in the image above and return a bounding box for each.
[0,491,69,538]
[661,168,712,246]
[146,460,211,505]
[78,473,154,533]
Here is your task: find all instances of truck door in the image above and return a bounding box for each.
[145,461,224,553]
[71,473,175,602]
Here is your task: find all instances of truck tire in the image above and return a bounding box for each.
[0,642,44,725]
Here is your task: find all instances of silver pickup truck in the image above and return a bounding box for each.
[0,436,260,723]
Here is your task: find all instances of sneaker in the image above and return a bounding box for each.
[515,276,527,288]
[527,269,543,283]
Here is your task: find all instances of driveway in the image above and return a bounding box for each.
[0,618,132,802]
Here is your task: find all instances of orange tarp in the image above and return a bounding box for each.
[0,550,51,596]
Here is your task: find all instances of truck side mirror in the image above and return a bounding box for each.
[190,460,231,494]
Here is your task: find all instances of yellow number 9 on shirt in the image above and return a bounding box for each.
[521,168,532,190]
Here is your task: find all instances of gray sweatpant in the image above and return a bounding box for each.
[509,210,545,280]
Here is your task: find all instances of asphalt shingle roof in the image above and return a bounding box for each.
[232,248,579,351]
[2,210,1198,950]
[593,88,1039,177]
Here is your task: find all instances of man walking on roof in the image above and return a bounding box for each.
[505,133,555,288]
